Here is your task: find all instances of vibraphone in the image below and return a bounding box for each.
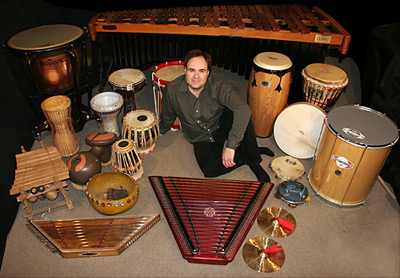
[88,5,350,102]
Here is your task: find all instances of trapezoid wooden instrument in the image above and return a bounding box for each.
[148,176,273,265]
[28,214,160,258]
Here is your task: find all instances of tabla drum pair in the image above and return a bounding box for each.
[121,110,159,155]
[152,61,184,130]
[302,63,348,110]
[108,68,146,115]
[6,24,85,94]
[248,52,292,137]
[309,105,399,206]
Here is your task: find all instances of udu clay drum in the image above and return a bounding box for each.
[248,52,292,137]
[90,92,123,137]
[309,105,399,206]
[302,63,348,110]
[86,172,139,215]
[6,24,85,94]
[121,110,159,155]
[152,61,184,129]
[108,68,146,115]
[274,102,326,159]
[111,138,144,181]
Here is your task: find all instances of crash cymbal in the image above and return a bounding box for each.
[242,237,285,273]
[257,207,296,237]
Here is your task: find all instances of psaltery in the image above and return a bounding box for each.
[28,214,160,258]
[149,176,273,265]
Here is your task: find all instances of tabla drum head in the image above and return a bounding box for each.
[153,61,185,86]
[7,24,84,51]
[253,52,292,71]
[123,110,156,128]
[327,105,399,147]
[270,156,305,181]
[109,68,146,88]
[303,63,348,86]
[274,102,326,159]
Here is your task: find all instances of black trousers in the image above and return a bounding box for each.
[193,109,262,177]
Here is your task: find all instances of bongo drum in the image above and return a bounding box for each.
[108,68,146,115]
[309,105,399,206]
[302,63,348,110]
[121,110,159,155]
[6,24,85,94]
[274,102,326,159]
[111,139,144,181]
[152,61,184,130]
[270,156,305,181]
[90,92,124,137]
[41,95,79,157]
[248,52,292,137]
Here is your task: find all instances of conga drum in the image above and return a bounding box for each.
[90,92,124,137]
[108,68,146,115]
[309,105,399,206]
[121,110,159,155]
[152,61,184,130]
[274,102,326,159]
[302,63,348,110]
[41,95,79,157]
[111,138,144,181]
[248,52,292,137]
[6,24,85,94]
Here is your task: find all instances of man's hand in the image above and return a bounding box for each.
[222,147,236,168]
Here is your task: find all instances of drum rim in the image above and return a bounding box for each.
[253,52,293,71]
[109,68,146,87]
[303,63,348,85]
[123,110,156,127]
[152,60,185,85]
[326,104,399,147]
[7,24,84,51]
[90,91,124,112]
[41,95,71,111]
[273,102,326,159]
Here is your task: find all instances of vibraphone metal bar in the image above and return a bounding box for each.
[88,5,351,55]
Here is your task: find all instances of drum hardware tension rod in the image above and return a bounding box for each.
[377,176,396,200]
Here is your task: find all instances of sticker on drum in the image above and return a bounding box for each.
[270,156,305,181]
[274,102,326,159]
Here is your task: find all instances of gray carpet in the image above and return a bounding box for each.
[1,56,399,278]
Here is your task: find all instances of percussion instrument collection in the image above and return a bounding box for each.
[7,5,400,274]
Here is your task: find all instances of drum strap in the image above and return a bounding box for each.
[251,67,292,92]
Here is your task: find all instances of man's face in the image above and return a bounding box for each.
[184,56,209,95]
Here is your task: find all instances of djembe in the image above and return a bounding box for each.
[41,95,79,157]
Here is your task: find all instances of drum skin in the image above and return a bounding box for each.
[247,52,292,137]
[309,105,399,206]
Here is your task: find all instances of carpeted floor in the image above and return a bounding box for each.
[1,56,399,278]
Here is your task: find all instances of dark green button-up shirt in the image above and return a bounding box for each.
[159,75,251,150]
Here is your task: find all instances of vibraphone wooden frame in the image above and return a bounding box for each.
[88,5,350,103]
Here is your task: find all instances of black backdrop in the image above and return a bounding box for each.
[0,0,398,269]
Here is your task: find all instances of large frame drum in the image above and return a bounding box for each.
[152,61,184,130]
[274,102,326,159]
[309,105,399,206]
[108,68,146,115]
[121,110,159,155]
[302,63,348,110]
[248,52,292,137]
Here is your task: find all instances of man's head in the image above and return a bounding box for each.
[184,50,212,95]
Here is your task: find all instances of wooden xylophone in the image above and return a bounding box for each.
[149,176,273,265]
[88,5,350,102]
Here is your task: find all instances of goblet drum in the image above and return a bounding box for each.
[90,92,123,137]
